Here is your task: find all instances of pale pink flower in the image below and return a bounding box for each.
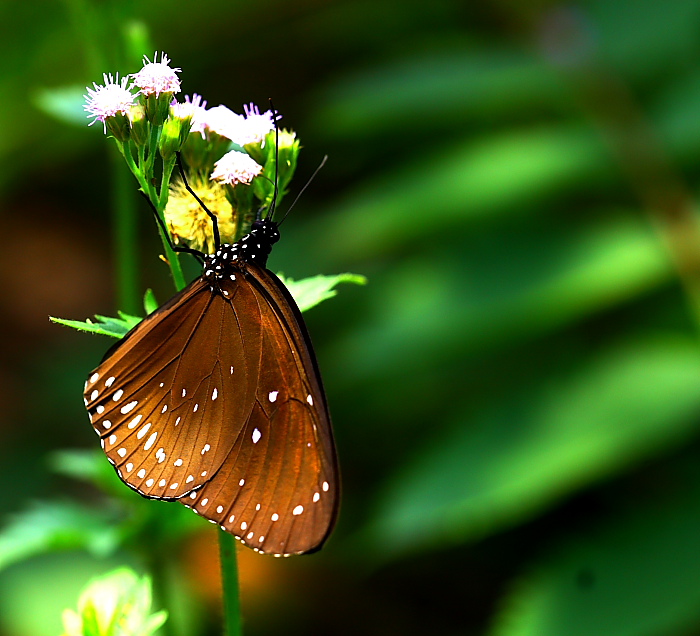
[84,73,136,132]
[242,103,277,143]
[204,103,277,145]
[204,105,246,140]
[171,94,208,133]
[132,52,181,97]
[210,150,263,185]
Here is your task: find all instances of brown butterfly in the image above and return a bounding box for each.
[84,208,339,556]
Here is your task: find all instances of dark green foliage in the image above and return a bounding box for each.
[4,0,700,635]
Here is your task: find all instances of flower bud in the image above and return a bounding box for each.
[142,92,173,127]
[128,104,148,146]
[105,112,131,142]
[159,116,188,159]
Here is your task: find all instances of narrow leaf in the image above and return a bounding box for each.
[50,313,142,339]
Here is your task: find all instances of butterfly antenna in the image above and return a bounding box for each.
[176,152,221,249]
[265,99,280,222]
[277,155,328,227]
[139,191,205,263]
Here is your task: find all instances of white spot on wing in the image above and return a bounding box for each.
[201,498,209,506]
[121,401,138,414]
[217,505,224,513]
[271,513,279,521]
[193,403,199,412]
[126,463,133,472]
[137,468,146,478]
[137,422,152,439]
[212,388,218,401]
[306,394,314,406]
[127,414,142,429]
[229,515,236,523]
[322,481,329,492]
[159,479,166,487]
[182,388,187,397]
[252,428,261,443]
[113,389,124,401]
[313,492,320,502]
[144,431,158,451]
[241,522,248,530]
[146,478,154,487]
[239,479,245,487]
[96,405,105,414]
[268,391,278,402]
[108,434,117,445]
[90,373,99,384]
[201,444,210,455]
[102,420,111,429]
[117,448,127,458]
[174,458,183,467]
[293,505,304,516]
[186,475,194,483]
[90,389,98,401]
[161,404,168,413]
[105,376,115,387]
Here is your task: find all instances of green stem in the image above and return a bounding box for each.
[154,155,187,291]
[218,531,243,636]
[116,139,186,291]
[110,148,139,314]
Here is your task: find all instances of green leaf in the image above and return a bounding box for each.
[143,289,158,315]
[60,568,167,636]
[278,272,367,313]
[367,335,700,557]
[490,471,700,636]
[50,273,364,343]
[32,86,88,126]
[0,501,120,572]
[49,450,125,497]
[50,313,142,339]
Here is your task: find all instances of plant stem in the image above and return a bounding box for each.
[218,530,243,636]
[110,147,140,315]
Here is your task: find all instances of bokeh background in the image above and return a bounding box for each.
[4,0,700,634]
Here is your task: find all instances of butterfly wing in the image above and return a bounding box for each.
[85,265,339,555]
[182,265,339,556]
[84,277,263,499]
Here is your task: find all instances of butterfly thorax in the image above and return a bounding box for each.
[202,219,280,286]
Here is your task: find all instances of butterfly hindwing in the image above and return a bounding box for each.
[181,266,338,555]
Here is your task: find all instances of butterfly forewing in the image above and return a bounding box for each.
[183,266,338,555]
[84,278,263,499]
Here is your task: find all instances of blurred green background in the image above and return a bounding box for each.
[4,0,700,634]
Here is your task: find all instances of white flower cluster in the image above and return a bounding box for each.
[83,52,277,186]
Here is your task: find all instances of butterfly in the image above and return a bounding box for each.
[83,164,339,557]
